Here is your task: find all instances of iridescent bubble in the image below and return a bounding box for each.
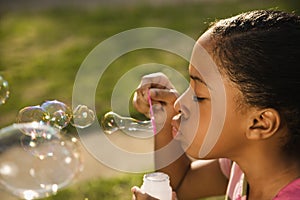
[101,111,153,138]
[0,75,9,105]
[41,100,72,129]
[0,123,82,199]
[17,106,49,124]
[71,105,95,128]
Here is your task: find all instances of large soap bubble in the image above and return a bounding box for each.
[0,123,82,199]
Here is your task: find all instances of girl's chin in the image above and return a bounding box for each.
[184,145,214,160]
[186,151,214,160]
[186,153,200,161]
[184,147,201,160]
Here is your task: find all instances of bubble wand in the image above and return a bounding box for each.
[147,89,157,135]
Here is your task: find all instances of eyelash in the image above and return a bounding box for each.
[193,96,206,102]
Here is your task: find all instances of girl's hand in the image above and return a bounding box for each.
[131,186,159,200]
[131,186,177,200]
[133,72,179,126]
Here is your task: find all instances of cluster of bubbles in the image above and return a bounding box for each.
[0,75,9,105]
[10,100,95,199]
[17,100,96,130]
[0,122,83,200]
[0,76,96,200]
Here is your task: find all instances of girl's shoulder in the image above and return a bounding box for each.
[273,178,300,200]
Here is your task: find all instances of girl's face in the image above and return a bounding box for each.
[172,31,251,159]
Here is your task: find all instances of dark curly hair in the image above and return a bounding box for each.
[209,10,300,157]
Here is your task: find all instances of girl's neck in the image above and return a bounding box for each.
[233,151,300,200]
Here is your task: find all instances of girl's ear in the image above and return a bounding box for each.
[246,108,280,140]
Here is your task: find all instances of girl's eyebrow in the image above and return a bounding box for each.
[190,75,213,90]
[190,75,207,86]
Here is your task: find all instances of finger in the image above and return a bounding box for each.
[138,82,167,91]
[131,186,139,200]
[149,88,179,104]
[131,186,160,200]
[135,87,150,101]
[131,186,139,193]
[132,91,150,117]
[132,193,136,200]
[139,72,175,90]
[172,191,178,200]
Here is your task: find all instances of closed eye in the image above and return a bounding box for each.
[193,96,206,102]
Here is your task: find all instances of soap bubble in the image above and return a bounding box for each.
[0,75,9,105]
[0,123,82,199]
[41,100,72,129]
[17,106,49,124]
[28,135,82,188]
[71,105,95,128]
[20,128,60,160]
[101,111,153,138]
[101,111,121,134]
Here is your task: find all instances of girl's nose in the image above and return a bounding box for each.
[174,87,193,120]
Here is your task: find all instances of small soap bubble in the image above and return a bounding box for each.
[17,106,49,124]
[41,100,72,129]
[0,75,10,105]
[50,110,71,129]
[71,105,95,128]
[101,111,120,134]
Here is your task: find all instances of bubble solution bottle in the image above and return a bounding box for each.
[141,172,172,200]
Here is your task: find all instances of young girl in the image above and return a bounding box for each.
[131,10,300,200]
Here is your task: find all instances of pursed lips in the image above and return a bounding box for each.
[171,113,191,151]
[171,113,181,139]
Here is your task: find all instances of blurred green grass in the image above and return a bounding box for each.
[1,0,299,127]
[0,1,300,199]
[43,174,144,200]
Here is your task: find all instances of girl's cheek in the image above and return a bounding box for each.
[177,119,201,153]
[182,106,212,158]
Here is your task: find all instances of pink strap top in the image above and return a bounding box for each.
[273,178,300,199]
[219,158,300,200]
